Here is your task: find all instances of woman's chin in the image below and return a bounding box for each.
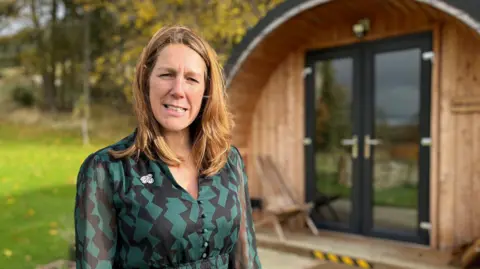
[158,120,191,133]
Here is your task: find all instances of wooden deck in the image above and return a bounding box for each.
[255,228,457,269]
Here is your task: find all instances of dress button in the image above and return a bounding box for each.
[202,228,207,233]
[204,242,208,247]
[202,253,207,258]
[198,200,203,205]
[201,213,206,218]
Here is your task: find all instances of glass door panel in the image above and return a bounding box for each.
[305,32,431,245]
[313,58,355,227]
[371,48,421,232]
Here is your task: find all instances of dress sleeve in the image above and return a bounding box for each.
[74,155,117,269]
[231,148,262,269]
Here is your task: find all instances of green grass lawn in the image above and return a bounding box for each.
[0,122,128,269]
[317,174,418,208]
[315,152,418,208]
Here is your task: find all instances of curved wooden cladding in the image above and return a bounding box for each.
[227,0,480,250]
[228,0,466,149]
[247,51,304,200]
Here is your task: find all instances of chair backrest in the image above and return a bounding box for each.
[255,155,297,212]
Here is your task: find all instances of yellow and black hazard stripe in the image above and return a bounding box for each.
[312,250,373,268]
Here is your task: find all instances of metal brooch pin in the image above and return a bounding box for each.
[140,174,154,184]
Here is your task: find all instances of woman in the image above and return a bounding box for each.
[74,25,262,269]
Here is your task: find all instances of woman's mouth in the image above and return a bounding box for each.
[163,104,187,112]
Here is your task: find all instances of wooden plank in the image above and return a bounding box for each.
[453,25,474,246]
[450,96,480,113]
[462,25,480,241]
[415,1,442,20]
[256,230,455,269]
[386,0,411,16]
[429,22,442,249]
[460,239,480,268]
[437,22,457,250]
[295,50,305,203]
[304,23,435,51]
[472,29,480,242]
[286,53,298,199]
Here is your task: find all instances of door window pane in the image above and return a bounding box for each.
[372,48,421,232]
[313,58,353,226]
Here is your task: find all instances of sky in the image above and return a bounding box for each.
[319,48,422,127]
[0,2,66,36]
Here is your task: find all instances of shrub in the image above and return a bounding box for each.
[11,85,35,107]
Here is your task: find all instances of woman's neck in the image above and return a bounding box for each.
[163,129,192,159]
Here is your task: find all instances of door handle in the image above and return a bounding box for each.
[364,135,381,159]
[341,135,358,159]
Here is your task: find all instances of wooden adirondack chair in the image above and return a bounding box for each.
[254,155,319,241]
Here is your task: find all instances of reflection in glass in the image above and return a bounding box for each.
[313,59,353,226]
[373,48,421,232]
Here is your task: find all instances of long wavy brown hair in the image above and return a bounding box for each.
[109,25,233,176]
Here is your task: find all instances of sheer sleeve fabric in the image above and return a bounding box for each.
[231,148,262,269]
[74,155,117,269]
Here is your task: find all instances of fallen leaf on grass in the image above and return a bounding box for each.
[6,197,15,205]
[3,249,12,258]
[26,209,35,217]
[25,255,31,262]
[49,229,58,236]
[50,222,58,228]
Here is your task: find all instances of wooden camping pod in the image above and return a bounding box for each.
[225,0,480,251]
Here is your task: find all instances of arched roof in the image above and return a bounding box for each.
[224,0,480,85]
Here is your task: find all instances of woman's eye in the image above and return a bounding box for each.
[159,73,172,77]
[188,77,199,83]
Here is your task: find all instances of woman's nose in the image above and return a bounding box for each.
[170,76,186,98]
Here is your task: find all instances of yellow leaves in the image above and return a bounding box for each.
[6,197,15,205]
[83,4,93,12]
[96,56,106,66]
[67,177,76,185]
[26,209,35,217]
[3,249,12,258]
[49,229,58,236]
[119,13,130,25]
[25,255,32,262]
[50,222,58,228]
[87,0,284,104]
[120,53,131,63]
[231,7,240,16]
[132,0,157,29]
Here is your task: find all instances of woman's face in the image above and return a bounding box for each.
[149,44,207,134]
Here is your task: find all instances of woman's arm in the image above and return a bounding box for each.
[231,148,262,269]
[74,154,117,269]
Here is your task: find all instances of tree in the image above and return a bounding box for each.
[315,61,351,152]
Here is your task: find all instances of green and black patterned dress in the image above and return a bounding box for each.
[74,131,261,269]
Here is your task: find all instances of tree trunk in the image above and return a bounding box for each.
[81,10,91,146]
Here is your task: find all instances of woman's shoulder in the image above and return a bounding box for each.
[228,145,243,162]
[78,130,136,172]
[226,145,247,172]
